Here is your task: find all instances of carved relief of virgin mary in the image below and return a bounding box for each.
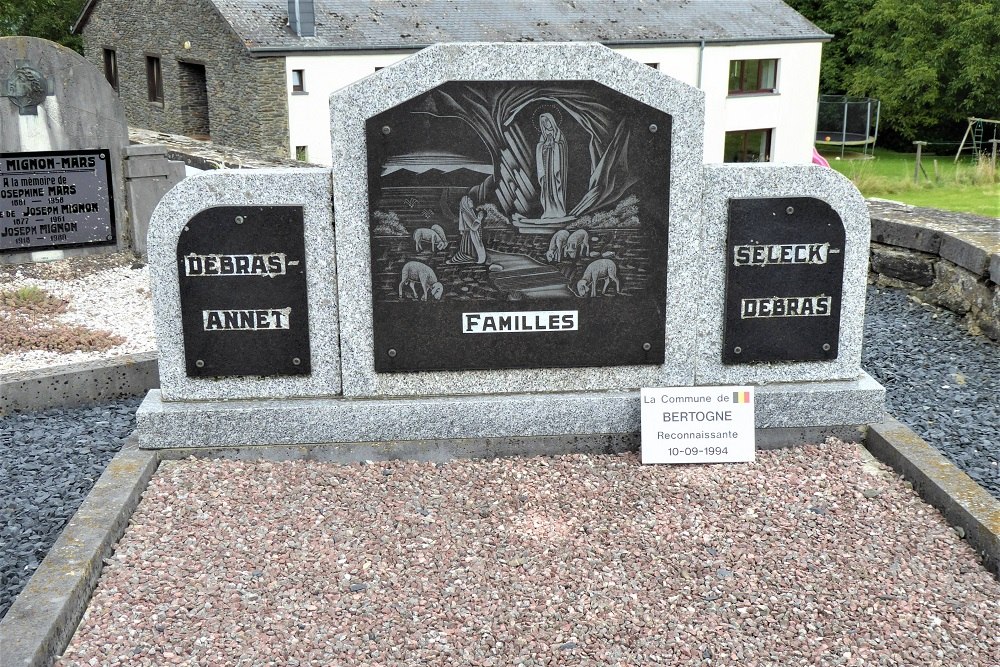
[535,112,568,219]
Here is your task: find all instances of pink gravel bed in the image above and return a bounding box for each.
[58,440,999,666]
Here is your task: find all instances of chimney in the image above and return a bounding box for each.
[288,0,316,37]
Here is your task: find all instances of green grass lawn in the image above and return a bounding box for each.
[821,148,1000,218]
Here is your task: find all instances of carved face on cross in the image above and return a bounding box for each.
[5,64,49,115]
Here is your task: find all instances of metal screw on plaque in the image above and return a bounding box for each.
[292,357,301,366]
[105,235,113,241]
[649,124,658,133]
[100,153,106,160]
[382,125,391,135]
[786,206,795,215]
[734,346,742,354]
[195,360,205,368]
[387,348,397,358]
[235,216,244,225]
[642,342,651,351]
[822,343,831,351]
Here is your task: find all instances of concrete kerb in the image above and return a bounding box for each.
[149,424,869,462]
[0,352,159,416]
[866,416,1000,577]
[3,417,998,667]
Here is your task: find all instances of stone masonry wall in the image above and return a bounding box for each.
[80,0,288,157]
[867,201,1000,342]
[177,62,210,138]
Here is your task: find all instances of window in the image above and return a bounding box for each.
[645,62,659,70]
[103,48,118,92]
[295,145,308,161]
[146,56,163,103]
[728,59,777,95]
[291,69,305,92]
[724,129,772,163]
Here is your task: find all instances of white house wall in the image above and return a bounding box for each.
[700,41,823,164]
[286,41,822,166]
[287,51,409,166]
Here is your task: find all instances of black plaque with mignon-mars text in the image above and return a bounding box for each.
[1,149,116,253]
[723,197,845,364]
[366,80,671,372]
[177,206,310,377]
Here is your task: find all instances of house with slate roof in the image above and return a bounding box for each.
[74,1,830,166]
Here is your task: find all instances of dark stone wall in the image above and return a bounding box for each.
[867,201,1000,342]
[177,62,210,138]
[80,0,289,157]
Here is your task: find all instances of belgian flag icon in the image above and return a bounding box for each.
[733,391,751,404]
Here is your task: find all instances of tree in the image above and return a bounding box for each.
[851,0,1000,140]
[945,1,1000,126]
[784,0,871,97]
[789,0,1000,142]
[0,0,87,53]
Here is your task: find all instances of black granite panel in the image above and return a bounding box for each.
[177,205,310,377]
[1,149,116,253]
[723,197,845,364]
[366,80,671,372]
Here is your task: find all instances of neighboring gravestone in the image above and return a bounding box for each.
[122,144,187,258]
[0,36,129,264]
[135,42,884,450]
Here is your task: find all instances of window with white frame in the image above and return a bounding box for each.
[728,59,778,95]
[724,129,773,163]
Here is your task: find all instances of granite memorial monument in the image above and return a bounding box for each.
[136,42,884,452]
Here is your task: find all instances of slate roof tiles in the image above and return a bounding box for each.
[206,0,830,52]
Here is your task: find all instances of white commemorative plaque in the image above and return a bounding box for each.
[640,386,756,464]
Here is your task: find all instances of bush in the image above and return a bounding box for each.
[0,286,67,315]
[568,195,642,230]
[372,210,407,236]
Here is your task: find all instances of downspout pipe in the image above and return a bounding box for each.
[697,38,706,88]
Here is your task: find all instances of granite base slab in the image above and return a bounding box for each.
[136,374,885,449]
[150,424,870,465]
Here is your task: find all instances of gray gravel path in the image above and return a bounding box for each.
[862,286,1000,498]
[0,398,141,621]
[57,443,1000,666]
[1,285,998,627]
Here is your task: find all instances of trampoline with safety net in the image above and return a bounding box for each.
[814,95,881,158]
